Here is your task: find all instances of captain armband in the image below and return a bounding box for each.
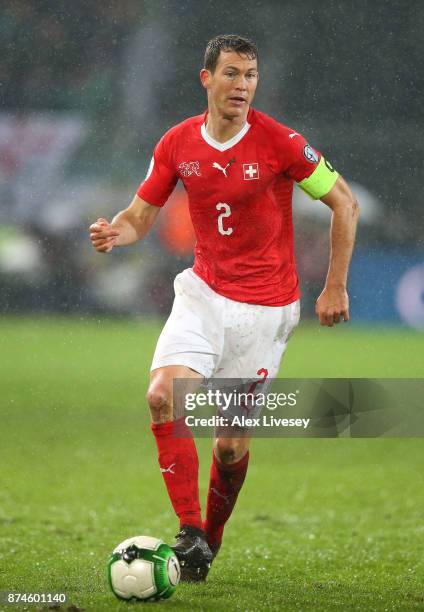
[298,156,339,200]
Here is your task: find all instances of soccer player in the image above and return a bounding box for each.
[89,35,359,581]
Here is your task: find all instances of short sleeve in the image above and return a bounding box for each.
[282,131,339,200]
[137,134,178,207]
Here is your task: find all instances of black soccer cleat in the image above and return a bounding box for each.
[171,525,213,582]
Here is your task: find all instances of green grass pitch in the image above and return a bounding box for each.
[0,317,423,611]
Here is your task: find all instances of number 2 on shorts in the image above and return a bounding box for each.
[216,202,233,236]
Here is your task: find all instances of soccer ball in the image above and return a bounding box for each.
[107,535,180,601]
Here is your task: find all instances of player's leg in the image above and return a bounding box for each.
[148,364,203,529]
[148,268,221,530]
[147,269,223,580]
[203,433,251,558]
[148,364,213,581]
[203,298,300,555]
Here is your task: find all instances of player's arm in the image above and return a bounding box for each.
[90,130,178,253]
[316,175,359,326]
[89,196,160,253]
[291,141,359,327]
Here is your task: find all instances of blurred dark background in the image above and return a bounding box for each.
[0,0,423,325]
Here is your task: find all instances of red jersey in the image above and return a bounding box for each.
[137,107,325,306]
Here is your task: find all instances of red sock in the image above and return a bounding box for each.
[203,451,249,547]
[151,419,202,530]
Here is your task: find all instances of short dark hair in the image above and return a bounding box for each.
[204,35,258,73]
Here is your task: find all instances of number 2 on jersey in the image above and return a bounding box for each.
[216,202,233,236]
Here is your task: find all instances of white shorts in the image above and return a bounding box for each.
[151,268,300,380]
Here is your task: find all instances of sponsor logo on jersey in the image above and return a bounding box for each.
[178,161,201,177]
[289,132,299,139]
[243,162,259,180]
[212,157,235,178]
[303,144,319,163]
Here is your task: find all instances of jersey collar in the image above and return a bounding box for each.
[200,109,252,152]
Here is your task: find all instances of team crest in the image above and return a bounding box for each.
[243,163,259,180]
[179,161,201,177]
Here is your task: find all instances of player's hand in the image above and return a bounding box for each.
[315,286,349,327]
[89,218,120,253]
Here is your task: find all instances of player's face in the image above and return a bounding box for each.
[203,51,259,119]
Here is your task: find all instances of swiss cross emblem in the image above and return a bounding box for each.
[243,163,259,180]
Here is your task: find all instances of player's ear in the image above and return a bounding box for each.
[200,68,210,90]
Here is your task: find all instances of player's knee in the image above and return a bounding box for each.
[146,383,172,423]
[215,438,246,465]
